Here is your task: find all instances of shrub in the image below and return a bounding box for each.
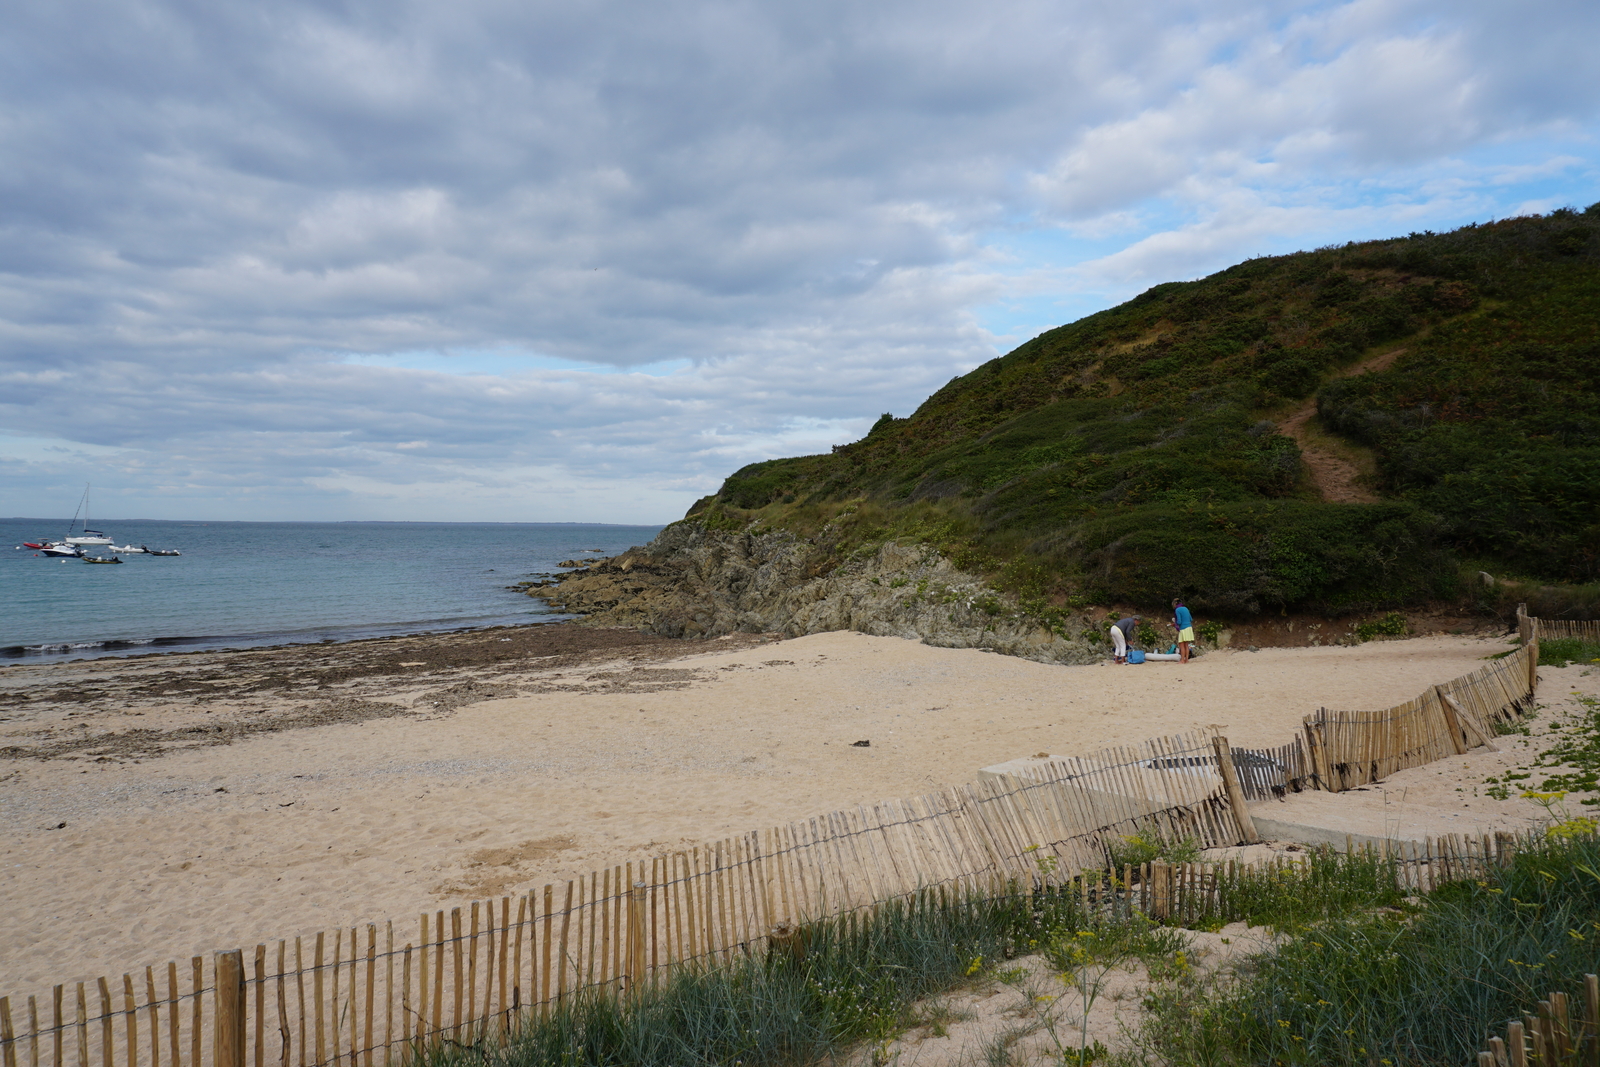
[1354,612,1408,641]
[1073,501,1457,614]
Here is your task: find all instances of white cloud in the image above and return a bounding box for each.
[0,0,1597,520]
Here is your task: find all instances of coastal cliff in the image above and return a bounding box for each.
[525,521,1103,665]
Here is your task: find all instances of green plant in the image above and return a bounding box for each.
[1354,611,1408,641]
[1529,695,1600,802]
[1538,637,1600,667]
[1107,831,1201,869]
[1125,833,1600,1067]
[1041,922,1179,1067]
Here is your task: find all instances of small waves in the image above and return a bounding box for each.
[1,636,178,659]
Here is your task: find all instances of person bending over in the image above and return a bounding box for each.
[1171,598,1194,664]
[1111,614,1141,664]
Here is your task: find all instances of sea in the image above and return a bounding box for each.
[1,518,664,662]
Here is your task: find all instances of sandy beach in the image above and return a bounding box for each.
[0,625,1580,994]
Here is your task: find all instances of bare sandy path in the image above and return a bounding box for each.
[1277,345,1407,503]
[0,630,1509,993]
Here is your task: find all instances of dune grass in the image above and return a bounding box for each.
[1126,834,1600,1067]
[413,844,1480,1067]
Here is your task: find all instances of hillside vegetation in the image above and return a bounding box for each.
[689,207,1600,619]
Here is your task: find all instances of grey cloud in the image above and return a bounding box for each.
[1,0,1597,519]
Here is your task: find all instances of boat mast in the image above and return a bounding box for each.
[66,484,88,538]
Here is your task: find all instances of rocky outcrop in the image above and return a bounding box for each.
[523,522,1103,665]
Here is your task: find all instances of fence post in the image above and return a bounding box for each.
[1439,690,1497,752]
[1527,633,1539,696]
[0,996,15,1067]
[1150,862,1171,921]
[214,951,245,1067]
[1517,603,1530,645]
[1434,687,1469,756]
[1211,737,1259,844]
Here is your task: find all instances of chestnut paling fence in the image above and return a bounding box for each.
[0,619,1548,1067]
[1476,974,1600,1067]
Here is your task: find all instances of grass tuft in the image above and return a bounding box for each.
[1127,834,1600,1067]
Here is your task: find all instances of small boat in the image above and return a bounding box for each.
[41,543,83,557]
[83,555,123,564]
[20,541,47,549]
[147,548,181,556]
[109,544,149,553]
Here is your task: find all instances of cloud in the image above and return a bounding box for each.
[1,0,1597,520]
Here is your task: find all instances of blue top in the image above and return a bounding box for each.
[1174,605,1193,630]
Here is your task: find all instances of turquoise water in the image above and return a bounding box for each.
[1,519,662,661]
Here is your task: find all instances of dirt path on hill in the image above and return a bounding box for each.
[1279,347,1407,504]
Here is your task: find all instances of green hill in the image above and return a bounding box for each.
[688,207,1600,620]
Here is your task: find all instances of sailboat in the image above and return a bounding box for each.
[62,484,113,546]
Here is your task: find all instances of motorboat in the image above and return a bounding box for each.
[146,548,181,556]
[40,543,84,557]
[109,544,149,553]
[83,555,123,564]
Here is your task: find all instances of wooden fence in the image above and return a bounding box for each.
[1303,639,1536,792]
[0,731,1247,1067]
[1478,975,1600,1067]
[1523,606,1600,646]
[0,621,1549,1067]
[1086,829,1532,924]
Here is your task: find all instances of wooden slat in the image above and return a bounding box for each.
[329,932,341,1067]
[187,962,201,1067]
[510,895,526,1026]
[413,917,427,1049]
[555,882,573,1007]
[143,970,160,1067]
[382,925,393,1066]
[426,913,441,1044]
[449,909,463,1041]
[0,997,15,1067]
[540,885,554,1018]
[463,905,478,1042]
[362,927,375,1067]
[397,947,410,1067]
[165,965,179,1067]
[310,936,325,1067]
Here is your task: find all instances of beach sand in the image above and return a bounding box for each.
[0,627,1554,993]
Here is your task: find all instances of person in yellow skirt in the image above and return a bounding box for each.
[1171,598,1194,664]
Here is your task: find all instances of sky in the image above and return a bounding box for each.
[2,0,1597,524]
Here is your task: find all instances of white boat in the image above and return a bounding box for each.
[109,544,149,553]
[60,485,114,545]
[40,543,83,557]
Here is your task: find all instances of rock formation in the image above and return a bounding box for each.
[524,521,1104,665]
